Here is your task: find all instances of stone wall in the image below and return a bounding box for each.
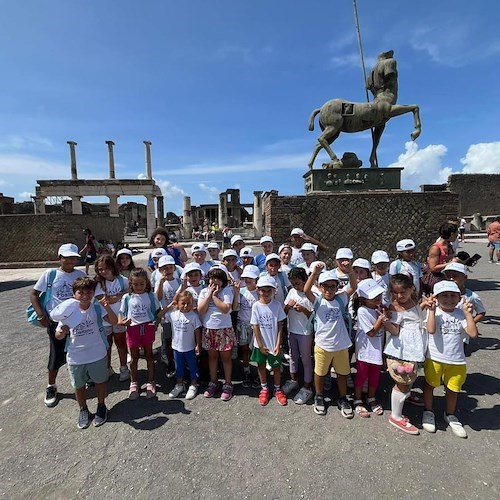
[263,190,459,267]
[448,174,500,217]
[0,214,125,263]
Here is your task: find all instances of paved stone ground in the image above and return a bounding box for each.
[0,240,499,499]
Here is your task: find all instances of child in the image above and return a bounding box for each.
[297,243,319,275]
[371,250,391,306]
[155,255,182,376]
[353,278,387,418]
[240,247,256,267]
[304,263,357,417]
[115,248,136,278]
[230,235,246,265]
[389,239,423,297]
[335,248,354,289]
[262,253,291,305]
[278,243,294,274]
[51,277,117,428]
[197,267,236,401]
[283,267,314,404]
[254,236,275,271]
[149,248,167,290]
[148,227,187,271]
[175,262,205,309]
[206,241,221,263]
[190,243,213,276]
[160,291,202,400]
[119,268,161,400]
[250,275,287,406]
[384,273,427,435]
[94,255,130,382]
[222,249,242,283]
[30,243,86,408]
[422,280,478,438]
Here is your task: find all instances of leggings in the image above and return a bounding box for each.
[288,332,313,384]
[173,349,199,381]
[355,360,381,389]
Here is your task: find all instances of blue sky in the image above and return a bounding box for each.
[1,0,499,214]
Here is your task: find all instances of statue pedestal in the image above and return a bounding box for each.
[303,167,403,194]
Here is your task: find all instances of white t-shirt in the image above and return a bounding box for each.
[355,306,385,365]
[335,269,350,290]
[460,290,486,315]
[198,286,234,329]
[372,271,390,306]
[389,260,422,294]
[185,284,206,308]
[285,288,313,335]
[199,261,213,276]
[155,277,182,321]
[313,292,352,352]
[62,304,108,365]
[238,288,259,324]
[34,268,87,314]
[260,271,290,304]
[120,292,160,326]
[290,247,304,266]
[165,309,202,352]
[426,308,468,364]
[251,299,287,350]
[95,276,129,326]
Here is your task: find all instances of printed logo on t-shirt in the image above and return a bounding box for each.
[55,281,74,300]
[259,312,275,330]
[324,307,341,322]
[73,317,96,337]
[441,317,463,335]
[131,302,150,323]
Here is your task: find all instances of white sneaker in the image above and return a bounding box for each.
[422,410,436,433]
[168,384,184,399]
[185,385,198,400]
[293,387,313,405]
[282,379,299,395]
[444,414,467,438]
[119,366,130,382]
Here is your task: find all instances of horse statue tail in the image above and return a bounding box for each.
[308,108,321,131]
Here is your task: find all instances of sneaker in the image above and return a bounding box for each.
[444,414,467,438]
[338,397,354,419]
[422,410,436,433]
[128,382,139,401]
[242,372,252,388]
[251,377,261,389]
[324,375,332,392]
[406,391,424,407]
[146,382,156,398]
[168,383,184,399]
[44,385,58,408]
[293,387,313,405]
[313,395,326,415]
[389,415,419,435]
[488,260,494,264]
[275,389,287,406]
[282,379,299,395]
[119,366,130,382]
[346,374,355,390]
[259,388,270,406]
[107,367,115,379]
[185,385,198,400]
[77,407,91,429]
[221,383,234,401]
[204,381,219,398]
[93,403,107,427]
[231,345,239,360]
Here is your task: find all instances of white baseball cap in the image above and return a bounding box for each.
[433,280,461,295]
[241,265,260,279]
[58,243,80,258]
[222,249,238,259]
[182,262,203,278]
[265,253,281,263]
[278,243,292,254]
[396,239,416,252]
[310,261,325,273]
[257,275,277,288]
[209,263,229,275]
[116,248,133,258]
[336,248,353,260]
[50,298,86,329]
[240,247,254,258]
[151,248,167,259]
[357,278,385,299]
[230,235,244,246]
[371,250,390,264]
[207,241,220,249]
[260,236,274,244]
[444,262,468,275]
[158,255,176,267]
[300,243,317,253]
[290,227,305,237]
[318,270,339,284]
[191,243,207,254]
[353,258,371,270]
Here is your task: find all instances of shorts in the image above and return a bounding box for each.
[459,228,465,235]
[47,321,67,371]
[126,323,156,349]
[250,348,283,368]
[104,325,126,336]
[491,241,500,250]
[202,327,236,352]
[85,252,97,264]
[68,356,108,389]
[314,345,350,377]
[236,320,253,346]
[424,358,467,393]
[387,357,418,385]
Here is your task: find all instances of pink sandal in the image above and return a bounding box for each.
[129,382,139,400]
[146,382,156,398]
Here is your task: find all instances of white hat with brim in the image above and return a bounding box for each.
[222,249,238,259]
[230,235,244,246]
[336,248,353,260]
[318,270,339,284]
[433,280,461,295]
[371,250,390,264]
[353,258,371,270]
[209,263,229,276]
[444,262,468,275]
[58,243,80,258]
[260,236,274,244]
[290,228,305,237]
[396,239,416,252]
[257,275,277,288]
[50,298,86,329]
[116,248,133,258]
[151,248,167,259]
[207,242,220,249]
[265,253,281,263]
[240,247,254,258]
[300,243,317,254]
[241,265,260,279]
[182,262,204,278]
[357,278,385,299]
[158,255,176,267]
[278,243,292,254]
[191,243,207,255]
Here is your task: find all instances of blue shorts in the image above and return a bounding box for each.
[68,356,108,389]
[491,241,500,250]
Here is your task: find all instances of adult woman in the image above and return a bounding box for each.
[487,216,500,264]
[80,228,99,274]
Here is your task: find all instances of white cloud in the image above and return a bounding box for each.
[460,142,500,174]
[329,52,376,70]
[388,141,453,191]
[18,191,34,200]
[156,179,186,198]
[0,134,53,151]
[198,183,219,195]
[0,153,67,177]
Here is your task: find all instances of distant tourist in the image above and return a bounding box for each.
[80,228,99,275]
[487,216,500,264]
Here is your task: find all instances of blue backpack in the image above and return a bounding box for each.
[26,269,57,328]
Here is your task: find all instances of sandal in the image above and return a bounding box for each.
[354,400,370,418]
[367,397,384,416]
[128,382,139,401]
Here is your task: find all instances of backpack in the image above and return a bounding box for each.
[26,269,57,328]
[64,303,109,352]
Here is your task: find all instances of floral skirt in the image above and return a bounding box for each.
[202,327,236,352]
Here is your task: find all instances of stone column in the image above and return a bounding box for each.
[34,196,46,214]
[144,141,152,179]
[218,193,227,228]
[183,196,193,239]
[72,196,83,215]
[105,140,116,179]
[157,196,164,227]
[146,195,156,238]
[67,141,78,180]
[109,195,119,217]
[253,190,263,237]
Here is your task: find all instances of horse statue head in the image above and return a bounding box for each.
[366,50,398,103]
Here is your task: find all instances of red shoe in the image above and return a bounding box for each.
[275,389,287,406]
[389,415,419,435]
[258,388,270,406]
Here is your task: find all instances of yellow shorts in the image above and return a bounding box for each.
[424,359,467,393]
[314,346,350,377]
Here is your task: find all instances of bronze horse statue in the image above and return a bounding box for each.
[308,50,421,169]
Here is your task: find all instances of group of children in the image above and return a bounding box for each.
[30,226,486,437]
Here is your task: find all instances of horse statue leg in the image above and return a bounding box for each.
[389,104,421,141]
[369,125,385,168]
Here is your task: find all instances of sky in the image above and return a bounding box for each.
[1,0,499,214]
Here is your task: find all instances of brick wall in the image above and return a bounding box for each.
[0,214,125,263]
[264,190,459,267]
[448,174,500,216]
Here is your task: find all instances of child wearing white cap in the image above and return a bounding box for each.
[389,239,423,296]
[422,281,478,438]
[261,253,291,305]
[206,241,221,263]
[297,243,321,275]
[371,250,391,306]
[174,262,206,309]
[149,248,167,291]
[30,243,87,408]
[278,243,294,274]
[239,247,256,268]
[334,248,354,289]
[115,248,136,278]
[289,228,327,267]
[190,243,213,276]
[254,236,275,271]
